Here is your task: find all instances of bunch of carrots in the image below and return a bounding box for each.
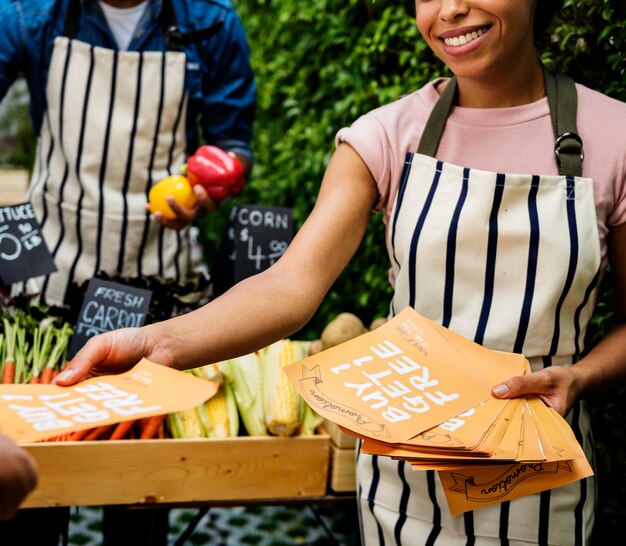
[62,414,167,442]
[1,310,73,386]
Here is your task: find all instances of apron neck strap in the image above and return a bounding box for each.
[416,65,584,177]
[416,76,458,159]
[63,0,81,39]
[161,0,224,52]
[544,68,584,177]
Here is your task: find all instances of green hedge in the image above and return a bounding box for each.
[205,0,625,539]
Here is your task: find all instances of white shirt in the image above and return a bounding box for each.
[98,1,149,50]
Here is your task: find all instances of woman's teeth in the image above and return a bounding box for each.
[443,28,487,47]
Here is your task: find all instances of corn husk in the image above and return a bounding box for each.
[220,353,267,436]
[300,402,324,436]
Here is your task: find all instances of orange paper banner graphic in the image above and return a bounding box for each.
[440,456,593,514]
[0,359,217,444]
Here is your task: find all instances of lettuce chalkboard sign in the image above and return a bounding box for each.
[0,202,56,284]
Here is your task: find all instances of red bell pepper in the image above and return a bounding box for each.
[186,145,245,201]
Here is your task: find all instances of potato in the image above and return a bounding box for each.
[321,312,368,350]
[369,317,388,330]
[308,339,323,356]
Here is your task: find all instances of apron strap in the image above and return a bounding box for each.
[416,65,584,177]
[162,0,224,52]
[544,68,584,177]
[416,76,458,158]
[62,0,81,39]
[62,0,223,52]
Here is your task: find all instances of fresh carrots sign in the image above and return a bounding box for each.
[0,359,217,444]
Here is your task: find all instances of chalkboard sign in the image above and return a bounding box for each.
[67,278,152,359]
[212,204,293,296]
[0,202,56,284]
[234,205,293,281]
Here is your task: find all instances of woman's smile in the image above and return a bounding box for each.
[439,25,491,55]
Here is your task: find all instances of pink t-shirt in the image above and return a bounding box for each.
[336,79,626,253]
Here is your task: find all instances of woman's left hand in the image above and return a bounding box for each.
[491,365,583,417]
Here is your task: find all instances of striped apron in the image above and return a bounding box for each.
[27,2,190,306]
[358,73,599,545]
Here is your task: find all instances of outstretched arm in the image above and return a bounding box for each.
[57,143,379,384]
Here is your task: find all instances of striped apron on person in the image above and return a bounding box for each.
[26,0,191,306]
[358,71,598,545]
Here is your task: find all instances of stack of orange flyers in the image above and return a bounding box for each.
[283,307,592,514]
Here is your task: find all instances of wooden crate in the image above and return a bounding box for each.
[22,433,331,508]
[0,168,29,205]
[329,442,356,493]
[323,419,356,449]
[323,420,357,493]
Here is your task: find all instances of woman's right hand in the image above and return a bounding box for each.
[54,326,176,386]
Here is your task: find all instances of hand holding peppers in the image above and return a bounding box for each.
[186,145,245,201]
[148,175,198,219]
[148,146,245,219]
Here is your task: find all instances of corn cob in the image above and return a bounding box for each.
[202,380,239,438]
[220,353,267,436]
[259,339,305,437]
[168,406,207,439]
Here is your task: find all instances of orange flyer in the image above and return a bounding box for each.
[0,359,217,444]
[285,307,509,443]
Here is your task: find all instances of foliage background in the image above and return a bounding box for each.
[0,0,624,539]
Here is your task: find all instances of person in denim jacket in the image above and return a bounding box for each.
[0,1,255,544]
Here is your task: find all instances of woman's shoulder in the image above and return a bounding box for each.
[576,83,626,109]
[576,83,626,124]
[575,83,626,154]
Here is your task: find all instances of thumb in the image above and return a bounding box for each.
[52,335,112,386]
[491,374,534,399]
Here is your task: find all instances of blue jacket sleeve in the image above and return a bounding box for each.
[0,2,27,103]
[193,6,256,162]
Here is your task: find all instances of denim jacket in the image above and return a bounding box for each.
[0,0,255,158]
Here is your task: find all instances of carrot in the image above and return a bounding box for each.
[140,415,166,439]
[84,424,116,441]
[40,367,55,384]
[109,420,136,440]
[68,427,95,441]
[29,374,40,384]
[2,319,17,384]
[2,362,15,384]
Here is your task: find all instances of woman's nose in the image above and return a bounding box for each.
[439,0,470,22]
